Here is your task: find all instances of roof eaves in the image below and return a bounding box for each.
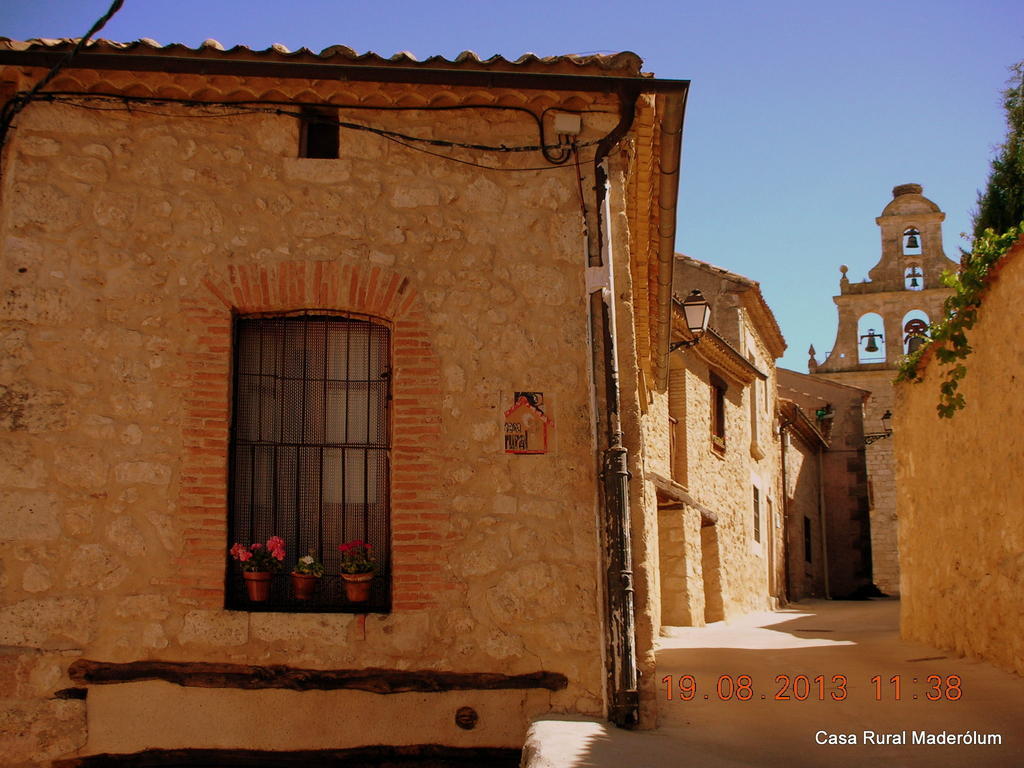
[0,38,693,92]
[779,399,828,449]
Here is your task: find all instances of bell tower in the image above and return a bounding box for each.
[809,184,957,595]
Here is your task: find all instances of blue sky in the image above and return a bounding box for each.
[3,0,1022,369]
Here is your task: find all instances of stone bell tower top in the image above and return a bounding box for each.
[845,183,953,295]
[810,184,958,374]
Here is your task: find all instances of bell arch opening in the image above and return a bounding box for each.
[902,227,922,256]
[904,263,925,291]
[857,312,886,364]
[902,310,930,354]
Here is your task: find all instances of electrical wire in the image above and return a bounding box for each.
[13,89,613,158]
[573,145,590,218]
[380,131,596,172]
[25,92,608,171]
[0,0,125,145]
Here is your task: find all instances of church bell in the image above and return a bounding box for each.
[861,329,882,353]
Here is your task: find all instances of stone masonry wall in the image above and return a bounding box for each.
[652,334,781,625]
[0,79,625,762]
[895,240,1024,677]
[781,431,825,600]
[777,369,872,599]
[816,368,897,594]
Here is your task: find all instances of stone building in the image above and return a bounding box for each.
[776,397,828,600]
[810,184,957,595]
[0,38,690,763]
[895,236,1024,677]
[777,369,873,600]
[651,256,787,627]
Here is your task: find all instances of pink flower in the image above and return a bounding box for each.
[238,550,252,562]
[252,543,263,550]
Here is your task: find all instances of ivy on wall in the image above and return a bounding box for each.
[896,225,1023,417]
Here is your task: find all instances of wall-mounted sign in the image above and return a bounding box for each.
[503,391,554,455]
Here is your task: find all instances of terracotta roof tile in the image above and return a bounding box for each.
[0,38,646,78]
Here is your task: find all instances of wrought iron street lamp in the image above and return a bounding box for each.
[670,290,711,351]
[864,410,893,445]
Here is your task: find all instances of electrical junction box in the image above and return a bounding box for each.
[552,113,582,136]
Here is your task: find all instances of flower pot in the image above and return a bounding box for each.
[341,572,373,602]
[243,571,273,601]
[291,573,319,600]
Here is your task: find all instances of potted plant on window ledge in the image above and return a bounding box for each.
[338,540,375,603]
[229,536,285,602]
[291,552,325,600]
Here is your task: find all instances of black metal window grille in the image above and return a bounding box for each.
[710,373,727,453]
[752,486,761,544]
[227,315,391,612]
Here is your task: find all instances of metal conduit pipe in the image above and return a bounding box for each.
[779,416,794,604]
[817,449,831,599]
[585,85,688,728]
[585,87,637,728]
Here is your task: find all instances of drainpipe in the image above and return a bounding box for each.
[816,449,831,599]
[778,416,792,604]
[586,87,639,725]
[584,85,686,728]
[595,170,638,728]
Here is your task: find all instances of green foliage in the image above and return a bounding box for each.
[896,225,1023,417]
[972,61,1024,239]
[899,59,1024,417]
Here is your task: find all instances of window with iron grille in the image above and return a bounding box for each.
[752,486,761,543]
[227,314,391,612]
[710,373,727,453]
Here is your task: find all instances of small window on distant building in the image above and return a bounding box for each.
[300,106,340,159]
[804,516,813,563]
[668,364,688,485]
[753,487,761,543]
[710,373,727,453]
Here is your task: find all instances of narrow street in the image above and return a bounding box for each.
[528,599,1024,767]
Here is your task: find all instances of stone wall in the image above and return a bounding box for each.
[895,238,1024,677]
[0,75,630,762]
[815,368,897,594]
[651,303,783,631]
[777,370,872,599]
[780,429,825,600]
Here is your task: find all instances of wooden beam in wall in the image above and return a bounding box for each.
[68,660,568,693]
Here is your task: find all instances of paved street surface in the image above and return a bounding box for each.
[526,599,1024,767]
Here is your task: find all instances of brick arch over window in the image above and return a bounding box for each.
[173,261,446,612]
